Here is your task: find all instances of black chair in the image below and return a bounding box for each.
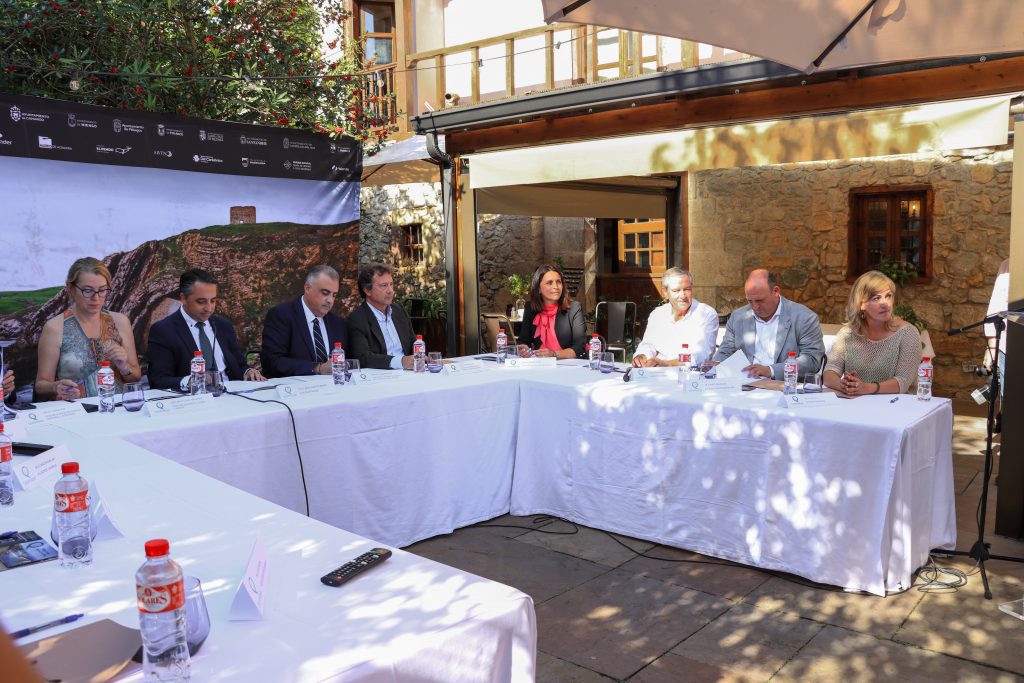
[595,301,636,362]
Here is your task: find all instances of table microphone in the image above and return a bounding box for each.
[623,367,633,382]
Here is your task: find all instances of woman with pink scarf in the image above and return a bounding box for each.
[516,264,588,359]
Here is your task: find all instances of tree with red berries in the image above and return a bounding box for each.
[1,0,395,146]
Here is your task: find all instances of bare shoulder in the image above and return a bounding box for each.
[41,314,64,333]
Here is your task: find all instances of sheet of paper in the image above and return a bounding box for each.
[713,350,751,379]
[13,444,72,491]
[19,618,141,683]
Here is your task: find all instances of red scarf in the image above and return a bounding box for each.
[533,304,562,352]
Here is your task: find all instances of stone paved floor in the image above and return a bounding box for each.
[406,400,1024,682]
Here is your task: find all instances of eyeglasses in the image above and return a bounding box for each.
[73,285,110,298]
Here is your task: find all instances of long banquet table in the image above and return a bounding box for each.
[15,360,956,595]
[510,367,956,596]
[0,437,537,682]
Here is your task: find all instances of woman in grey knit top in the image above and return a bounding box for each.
[824,270,922,396]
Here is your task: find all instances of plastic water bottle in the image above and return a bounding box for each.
[917,356,933,401]
[677,344,692,386]
[54,462,92,568]
[0,420,13,507]
[783,352,798,395]
[189,351,206,395]
[589,335,602,370]
[495,329,508,364]
[413,335,427,373]
[97,360,116,412]
[331,342,346,385]
[136,539,191,682]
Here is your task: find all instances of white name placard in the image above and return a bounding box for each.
[276,382,337,400]
[503,356,557,370]
[443,360,487,376]
[700,377,745,393]
[144,394,214,418]
[777,392,841,410]
[13,444,72,491]
[89,482,125,541]
[628,366,674,382]
[229,537,268,621]
[349,370,404,385]
[23,402,87,425]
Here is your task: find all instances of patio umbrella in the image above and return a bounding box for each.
[541,0,1024,73]
[361,134,445,187]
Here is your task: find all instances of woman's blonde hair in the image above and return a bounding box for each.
[65,257,112,287]
[846,270,900,335]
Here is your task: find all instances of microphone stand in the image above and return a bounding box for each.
[940,312,1023,599]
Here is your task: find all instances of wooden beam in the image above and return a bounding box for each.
[470,46,480,104]
[545,31,555,90]
[444,56,1024,155]
[435,53,446,103]
[505,38,515,98]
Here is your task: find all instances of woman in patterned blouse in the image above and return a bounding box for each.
[824,270,922,396]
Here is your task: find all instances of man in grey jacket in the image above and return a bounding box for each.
[713,269,825,380]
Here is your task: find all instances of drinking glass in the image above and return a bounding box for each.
[184,576,211,656]
[801,370,824,393]
[205,371,224,397]
[427,352,443,373]
[599,352,615,374]
[122,382,145,412]
[345,359,360,382]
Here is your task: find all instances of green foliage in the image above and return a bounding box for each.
[399,287,446,320]
[875,257,919,289]
[1,0,396,146]
[894,302,926,332]
[506,273,530,300]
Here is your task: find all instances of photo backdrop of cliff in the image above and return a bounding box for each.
[0,94,362,385]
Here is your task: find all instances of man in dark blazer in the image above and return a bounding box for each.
[260,265,348,378]
[713,268,825,379]
[147,269,265,390]
[347,263,416,370]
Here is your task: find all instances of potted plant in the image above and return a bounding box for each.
[506,273,530,320]
[876,257,926,331]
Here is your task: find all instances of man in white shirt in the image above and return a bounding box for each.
[713,269,824,379]
[632,268,719,367]
[346,263,417,370]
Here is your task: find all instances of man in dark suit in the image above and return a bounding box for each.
[147,269,265,390]
[261,265,349,378]
[347,263,416,370]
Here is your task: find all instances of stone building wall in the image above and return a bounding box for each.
[359,182,446,303]
[688,148,1013,399]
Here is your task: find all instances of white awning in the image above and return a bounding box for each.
[467,95,1011,189]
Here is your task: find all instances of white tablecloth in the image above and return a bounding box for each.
[509,369,955,595]
[0,438,536,682]
[27,370,521,548]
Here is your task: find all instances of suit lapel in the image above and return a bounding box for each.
[293,298,315,360]
[774,316,793,363]
[173,310,198,356]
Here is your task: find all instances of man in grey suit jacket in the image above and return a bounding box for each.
[713,269,825,379]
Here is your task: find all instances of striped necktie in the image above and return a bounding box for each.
[312,318,328,363]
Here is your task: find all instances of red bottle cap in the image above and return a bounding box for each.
[101,360,111,367]
[922,356,931,362]
[788,352,797,357]
[592,334,599,338]
[682,343,689,348]
[144,539,170,558]
[334,342,342,348]
[194,350,202,356]
[416,335,423,340]
[61,462,79,474]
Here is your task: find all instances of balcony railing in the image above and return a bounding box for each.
[405,22,751,110]
[360,62,397,131]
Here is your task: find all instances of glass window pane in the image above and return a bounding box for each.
[360,3,394,33]
[867,200,887,232]
[365,37,393,64]
[624,233,635,249]
[638,251,650,267]
[867,237,887,267]
[638,233,650,248]
[624,251,637,266]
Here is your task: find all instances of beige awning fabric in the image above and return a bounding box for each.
[468,95,1011,189]
[476,182,667,218]
[541,0,1024,74]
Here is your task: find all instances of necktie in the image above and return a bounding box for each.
[196,321,218,371]
[312,318,328,363]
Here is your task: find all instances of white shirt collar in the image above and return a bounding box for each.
[368,302,392,322]
[179,307,203,329]
[300,297,322,324]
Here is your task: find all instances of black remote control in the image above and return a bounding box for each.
[320,547,392,587]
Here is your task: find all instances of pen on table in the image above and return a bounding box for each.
[890,397,899,403]
[0,531,19,540]
[12,614,85,639]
